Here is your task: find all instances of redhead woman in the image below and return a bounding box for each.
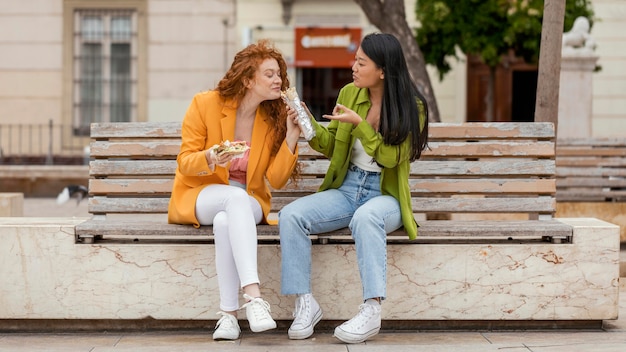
[168,40,301,340]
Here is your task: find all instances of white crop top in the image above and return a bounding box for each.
[351,138,382,172]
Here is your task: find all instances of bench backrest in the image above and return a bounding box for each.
[556,138,626,202]
[87,122,558,220]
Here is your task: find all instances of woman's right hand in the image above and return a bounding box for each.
[205,147,233,170]
[322,104,361,126]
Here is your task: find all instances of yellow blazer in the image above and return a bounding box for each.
[167,90,299,226]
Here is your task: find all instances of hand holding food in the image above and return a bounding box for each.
[213,140,249,157]
[281,87,316,141]
[206,140,249,168]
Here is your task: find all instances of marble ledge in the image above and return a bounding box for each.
[0,217,620,322]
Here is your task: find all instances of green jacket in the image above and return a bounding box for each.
[309,83,419,239]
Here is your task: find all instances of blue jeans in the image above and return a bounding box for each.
[279,164,402,300]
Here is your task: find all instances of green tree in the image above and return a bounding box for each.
[415,0,594,121]
[354,0,442,121]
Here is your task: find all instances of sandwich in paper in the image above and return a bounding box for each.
[212,140,249,158]
[281,87,316,141]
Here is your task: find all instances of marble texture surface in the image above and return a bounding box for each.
[0,217,619,321]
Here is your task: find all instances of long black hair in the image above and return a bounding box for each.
[360,33,429,161]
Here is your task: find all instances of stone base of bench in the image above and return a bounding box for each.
[557,202,626,242]
[0,217,619,323]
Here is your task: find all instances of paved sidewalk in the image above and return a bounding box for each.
[1,306,625,352]
[3,198,624,351]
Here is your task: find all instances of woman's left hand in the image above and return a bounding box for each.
[322,104,361,126]
[286,104,300,132]
[285,104,301,152]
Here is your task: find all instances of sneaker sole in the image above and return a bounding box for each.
[333,326,380,344]
[212,332,240,340]
[288,309,323,340]
[249,321,277,333]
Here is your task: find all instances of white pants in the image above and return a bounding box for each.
[195,184,263,311]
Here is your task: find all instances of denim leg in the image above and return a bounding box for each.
[279,189,355,295]
[350,195,402,301]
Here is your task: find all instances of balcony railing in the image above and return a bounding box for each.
[0,120,90,165]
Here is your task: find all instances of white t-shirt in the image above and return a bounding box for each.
[351,138,382,172]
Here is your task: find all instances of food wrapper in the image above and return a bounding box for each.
[281,87,316,141]
[209,140,249,160]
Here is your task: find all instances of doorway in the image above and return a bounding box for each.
[300,67,353,121]
[466,53,538,122]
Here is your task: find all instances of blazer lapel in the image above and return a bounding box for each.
[220,101,237,142]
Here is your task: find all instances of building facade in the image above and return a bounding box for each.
[0,0,624,160]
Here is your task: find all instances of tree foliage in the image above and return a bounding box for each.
[354,0,442,121]
[415,0,595,81]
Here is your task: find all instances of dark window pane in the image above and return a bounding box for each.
[80,43,103,126]
[110,43,131,122]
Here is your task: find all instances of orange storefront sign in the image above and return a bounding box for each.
[294,27,361,68]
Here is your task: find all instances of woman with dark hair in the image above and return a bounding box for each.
[279,32,429,343]
[168,39,301,340]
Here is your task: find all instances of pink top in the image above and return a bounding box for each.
[228,142,250,185]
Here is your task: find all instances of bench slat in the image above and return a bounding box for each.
[88,196,556,214]
[556,157,626,167]
[556,177,626,188]
[90,178,556,196]
[556,167,626,178]
[89,140,556,159]
[75,219,571,241]
[89,179,174,194]
[409,160,555,176]
[557,138,626,147]
[90,122,182,138]
[90,160,177,176]
[408,197,556,213]
[423,141,554,157]
[557,191,626,202]
[556,147,626,157]
[88,159,556,177]
[90,121,556,140]
[90,141,181,158]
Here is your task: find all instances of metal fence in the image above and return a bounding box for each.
[0,120,90,165]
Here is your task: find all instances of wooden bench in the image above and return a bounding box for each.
[556,138,626,202]
[75,121,572,244]
[555,138,626,243]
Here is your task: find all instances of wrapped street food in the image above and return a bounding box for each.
[281,87,316,141]
[211,140,249,159]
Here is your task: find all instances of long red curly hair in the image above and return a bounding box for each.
[215,39,290,158]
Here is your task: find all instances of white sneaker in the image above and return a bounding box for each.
[212,312,240,340]
[241,294,277,332]
[334,302,381,343]
[288,293,323,339]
